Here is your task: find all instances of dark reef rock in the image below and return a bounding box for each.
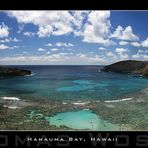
[0,66,31,76]
[101,60,148,77]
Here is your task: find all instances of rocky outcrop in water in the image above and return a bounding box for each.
[0,66,31,76]
[101,60,148,77]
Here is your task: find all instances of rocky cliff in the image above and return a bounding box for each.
[101,60,148,77]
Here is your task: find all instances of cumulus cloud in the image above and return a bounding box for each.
[111,25,139,41]
[130,42,141,47]
[75,53,105,63]
[38,48,45,51]
[115,48,128,59]
[0,44,18,50]
[37,25,53,37]
[0,22,9,38]
[98,47,106,51]
[46,51,51,54]
[45,43,52,47]
[80,11,114,46]
[132,53,148,60]
[119,41,141,47]
[106,52,116,58]
[0,44,9,50]
[56,42,74,47]
[138,49,148,54]
[119,41,129,46]
[141,38,148,47]
[10,46,19,49]
[6,11,76,37]
[115,48,127,53]
[6,11,116,46]
[23,32,36,37]
[49,48,59,51]
[0,37,20,43]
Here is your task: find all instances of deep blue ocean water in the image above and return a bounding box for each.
[0,65,148,101]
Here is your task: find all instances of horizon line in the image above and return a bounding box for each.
[0,64,107,66]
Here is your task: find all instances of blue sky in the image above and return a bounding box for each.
[0,11,148,65]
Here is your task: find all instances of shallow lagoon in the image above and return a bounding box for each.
[45,110,122,130]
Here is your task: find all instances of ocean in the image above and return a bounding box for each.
[0,65,148,101]
[0,65,148,130]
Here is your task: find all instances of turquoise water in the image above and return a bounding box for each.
[45,110,121,130]
[28,110,121,130]
[0,65,148,101]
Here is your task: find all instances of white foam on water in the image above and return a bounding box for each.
[3,105,21,109]
[25,73,35,77]
[96,101,100,103]
[83,109,90,111]
[104,98,133,103]
[1,97,20,101]
[72,101,90,105]
[62,102,67,105]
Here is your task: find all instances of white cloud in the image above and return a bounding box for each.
[0,54,69,64]
[130,42,141,47]
[0,38,9,43]
[45,43,52,47]
[119,41,141,47]
[12,38,20,42]
[38,48,45,52]
[0,52,107,65]
[10,46,19,49]
[132,53,148,60]
[56,42,74,47]
[77,53,87,58]
[6,11,115,46]
[71,11,89,30]
[115,48,128,59]
[98,47,106,51]
[17,24,24,34]
[0,44,18,50]
[58,52,69,56]
[119,54,129,59]
[0,22,9,38]
[7,11,75,37]
[0,44,9,50]
[46,51,51,54]
[119,41,129,46]
[23,51,28,54]
[23,32,36,37]
[106,52,115,57]
[50,48,59,51]
[138,49,148,54]
[141,38,148,47]
[138,49,143,53]
[76,53,105,63]
[37,25,53,37]
[111,25,139,41]
[81,11,114,46]
[89,55,105,63]
[0,37,20,43]
[115,48,127,53]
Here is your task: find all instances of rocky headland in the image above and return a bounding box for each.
[0,66,31,76]
[101,60,148,77]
